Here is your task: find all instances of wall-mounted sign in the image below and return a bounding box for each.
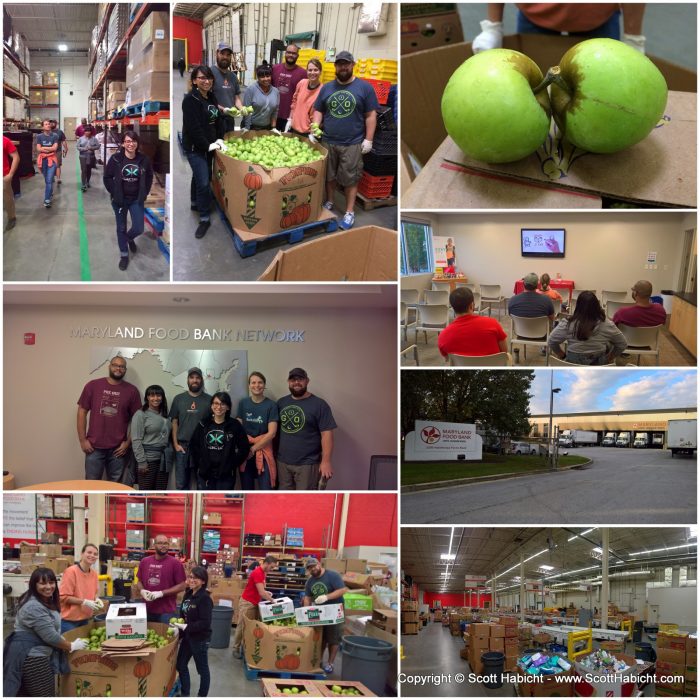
[70,326,306,342]
[404,420,483,461]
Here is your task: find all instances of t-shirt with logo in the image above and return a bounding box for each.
[237,397,279,438]
[313,77,380,146]
[120,157,144,199]
[242,565,266,605]
[271,62,307,120]
[304,569,345,606]
[277,394,337,465]
[212,66,241,109]
[36,131,59,154]
[169,392,212,442]
[203,419,226,469]
[77,377,142,449]
[136,555,186,615]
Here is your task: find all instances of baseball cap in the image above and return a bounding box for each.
[305,558,320,569]
[288,368,308,380]
[334,51,354,63]
[523,273,539,289]
[188,367,203,378]
[217,42,233,52]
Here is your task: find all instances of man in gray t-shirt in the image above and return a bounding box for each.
[169,367,211,489]
[210,42,243,133]
[508,272,555,319]
[277,368,337,491]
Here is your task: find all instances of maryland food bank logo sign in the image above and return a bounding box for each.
[420,426,441,444]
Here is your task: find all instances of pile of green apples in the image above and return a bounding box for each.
[146,628,170,648]
[225,106,255,117]
[329,685,363,696]
[270,617,297,627]
[441,38,668,163]
[82,626,107,650]
[279,688,309,695]
[220,135,320,168]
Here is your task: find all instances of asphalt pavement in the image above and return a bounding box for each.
[401,447,696,524]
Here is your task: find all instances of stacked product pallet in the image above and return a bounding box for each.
[359,106,396,201]
[125,10,169,107]
[401,599,418,634]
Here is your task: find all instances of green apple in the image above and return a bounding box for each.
[546,38,667,153]
[441,49,551,163]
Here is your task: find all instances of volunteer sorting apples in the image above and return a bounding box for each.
[58,543,103,632]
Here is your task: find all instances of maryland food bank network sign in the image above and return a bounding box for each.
[405,420,483,461]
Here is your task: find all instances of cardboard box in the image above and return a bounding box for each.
[489,637,504,652]
[371,609,397,636]
[212,131,328,238]
[659,633,689,650]
[262,679,323,697]
[36,495,53,517]
[519,672,574,697]
[344,593,373,616]
[402,622,418,634]
[468,651,484,675]
[401,34,697,209]
[126,502,145,522]
[259,597,296,622]
[43,71,58,86]
[504,625,518,638]
[402,611,418,624]
[39,544,62,557]
[345,559,368,574]
[400,4,463,55]
[342,572,372,590]
[19,543,39,554]
[687,638,697,655]
[244,618,322,672]
[125,70,169,105]
[504,638,519,653]
[471,622,491,636]
[202,512,222,525]
[659,648,688,666]
[130,10,168,55]
[315,680,377,697]
[468,634,489,651]
[490,624,505,638]
[401,600,418,611]
[106,603,148,639]
[126,529,145,549]
[109,80,127,94]
[574,652,638,697]
[657,661,686,692]
[322,558,347,574]
[499,615,518,625]
[257,225,397,282]
[295,604,345,627]
[60,621,178,697]
[53,497,71,519]
[128,42,170,79]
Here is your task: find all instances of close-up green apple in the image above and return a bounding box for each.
[441,49,552,163]
[547,38,668,153]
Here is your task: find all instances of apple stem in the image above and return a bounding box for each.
[533,66,571,95]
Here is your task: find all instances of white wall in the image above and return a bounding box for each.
[401,212,695,300]
[30,56,91,137]
[4,301,397,490]
[648,587,697,627]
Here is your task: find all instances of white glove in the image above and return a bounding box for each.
[82,599,101,611]
[173,622,187,630]
[150,590,164,600]
[141,589,154,601]
[622,33,646,54]
[308,133,318,144]
[283,120,292,133]
[472,19,504,53]
[215,138,226,149]
[94,598,105,610]
[208,142,222,152]
[361,139,373,155]
[240,128,249,135]
[271,128,282,136]
[168,625,179,638]
[71,638,89,652]
[314,595,328,604]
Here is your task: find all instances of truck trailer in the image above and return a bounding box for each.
[633,432,650,448]
[652,433,664,448]
[667,419,697,457]
[558,430,598,448]
[616,431,631,448]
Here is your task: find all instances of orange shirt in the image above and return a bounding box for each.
[538,288,563,302]
[517,4,620,33]
[290,79,323,134]
[59,563,99,620]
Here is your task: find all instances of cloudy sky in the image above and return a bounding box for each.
[529,369,697,415]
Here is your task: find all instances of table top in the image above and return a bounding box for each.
[513,279,575,294]
[15,480,134,491]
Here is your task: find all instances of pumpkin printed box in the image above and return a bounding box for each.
[213,131,328,238]
[243,618,323,673]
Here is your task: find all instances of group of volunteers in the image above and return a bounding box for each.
[4,543,348,697]
[77,359,337,490]
[181,42,379,239]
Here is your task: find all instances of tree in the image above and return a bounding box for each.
[401,369,535,436]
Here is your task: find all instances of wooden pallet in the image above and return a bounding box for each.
[217,204,339,258]
[125,100,170,116]
[242,657,326,681]
[356,191,397,211]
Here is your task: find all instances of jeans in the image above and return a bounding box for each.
[175,443,194,490]
[41,160,57,201]
[79,157,93,186]
[111,200,145,256]
[147,612,175,624]
[85,448,126,481]
[565,351,609,366]
[177,637,211,697]
[4,178,15,220]
[517,10,621,39]
[186,151,213,222]
[197,474,237,490]
[240,455,272,490]
[61,618,89,633]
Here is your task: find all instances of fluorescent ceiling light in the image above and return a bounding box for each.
[628,543,696,556]
[538,565,555,571]
[567,528,596,542]
[58,44,67,51]
[440,554,456,561]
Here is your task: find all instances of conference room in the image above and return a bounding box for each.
[399,212,697,367]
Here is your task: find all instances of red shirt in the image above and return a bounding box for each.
[438,314,507,358]
[3,136,17,176]
[613,303,667,328]
[271,63,308,120]
[242,566,266,605]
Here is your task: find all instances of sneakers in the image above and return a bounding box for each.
[128,239,138,254]
[87,182,91,188]
[322,200,334,211]
[6,218,16,231]
[118,256,129,271]
[339,211,355,230]
[195,220,211,239]
[43,199,51,208]
[81,185,87,192]
[322,663,334,674]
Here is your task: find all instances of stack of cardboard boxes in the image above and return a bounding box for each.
[19,542,70,575]
[125,10,169,107]
[462,619,519,674]
[656,632,697,697]
[402,600,418,635]
[106,81,127,113]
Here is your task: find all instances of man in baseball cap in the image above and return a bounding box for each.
[276,368,337,490]
[507,272,555,320]
[168,367,211,488]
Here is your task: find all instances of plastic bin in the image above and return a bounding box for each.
[481,651,505,689]
[660,290,675,315]
[341,635,393,695]
[634,642,656,662]
[210,605,234,648]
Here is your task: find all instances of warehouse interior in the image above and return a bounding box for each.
[3,3,170,281]
[401,527,697,697]
[4,492,398,696]
[172,2,398,281]
[400,211,697,367]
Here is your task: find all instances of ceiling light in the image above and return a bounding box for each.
[440,554,456,561]
[628,543,696,556]
[538,565,555,572]
[567,528,596,542]
[58,44,68,51]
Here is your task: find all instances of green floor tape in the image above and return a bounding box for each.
[75,157,92,281]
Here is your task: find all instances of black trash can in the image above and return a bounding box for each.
[633,621,643,643]
[634,642,656,662]
[481,651,505,688]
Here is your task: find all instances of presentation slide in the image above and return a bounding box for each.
[522,229,565,255]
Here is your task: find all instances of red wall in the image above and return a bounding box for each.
[344,494,398,547]
[423,591,492,608]
[173,16,203,67]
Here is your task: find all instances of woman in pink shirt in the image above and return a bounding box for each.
[285,59,323,136]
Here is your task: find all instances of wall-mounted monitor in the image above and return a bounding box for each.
[521,228,566,258]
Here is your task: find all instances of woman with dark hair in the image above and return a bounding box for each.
[76,125,100,191]
[175,565,213,697]
[548,290,627,365]
[538,273,563,302]
[242,65,280,131]
[237,371,278,490]
[3,568,89,696]
[59,543,102,632]
[285,58,323,135]
[182,64,227,240]
[103,129,154,271]
[131,385,172,490]
[191,391,249,490]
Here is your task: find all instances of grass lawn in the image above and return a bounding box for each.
[401,454,585,486]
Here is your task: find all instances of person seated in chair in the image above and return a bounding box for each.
[438,287,508,359]
[612,280,667,327]
[508,273,555,320]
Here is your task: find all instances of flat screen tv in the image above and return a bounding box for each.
[521,228,566,258]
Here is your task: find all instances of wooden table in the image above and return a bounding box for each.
[15,480,134,491]
[513,279,575,304]
[431,277,467,292]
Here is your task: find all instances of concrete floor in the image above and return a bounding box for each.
[457,3,697,70]
[402,446,697,524]
[171,70,398,281]
[3,144,169,282]
[401,622,666,697]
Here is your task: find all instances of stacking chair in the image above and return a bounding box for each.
[432,280,452,294]
[480,284,505,317]
[549,355,617,367]
[601,290,628,309]
[400,344,420,366]
[605,300,635,321]
[423,289,449,305]
[414,304,449,343]
[510,315,551,362]
[550,297,562,319]
[448,352,513,366]
[618,324,662,365]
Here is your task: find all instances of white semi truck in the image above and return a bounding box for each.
[558,430,598,448]
[667,419,697,457]
[602,432,617,446]
[616,431,631,447]
[633,432,650,448]
[652,433,664,448]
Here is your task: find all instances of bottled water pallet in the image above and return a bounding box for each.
[216,203,338,258]
[242,657,326,681]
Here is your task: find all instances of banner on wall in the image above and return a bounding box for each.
[4,493,38,540]
[433,236,456,269]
